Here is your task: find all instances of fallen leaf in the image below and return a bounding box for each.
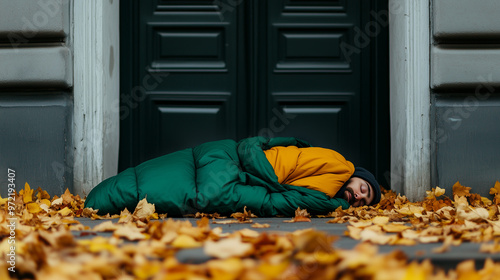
[453,181,471,197]
[58,207,73,217]
[92,221,119,232]
[230,206,257,222]
[82,207,98,218]
[213,219,252,224]
[61,188,74,205]
[132,197,156,222]
[372,216,390,225]
[172,234,202,248]
[434,186,446,197]
[490,181,500,195]
[27,202,42,214]
[22,182,34,203]
[480,241,500,254]
[204,236,253,259]
[207,258,244,279]
[118,208,133,224]
[382,223,411,233]
[113,225,146,241]
[251,223,270,228]
[293,207,311,222]
[51,197,63,206]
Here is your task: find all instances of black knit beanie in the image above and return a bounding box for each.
[351,167,381,205]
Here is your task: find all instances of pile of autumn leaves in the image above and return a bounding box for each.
[1,181,500,279]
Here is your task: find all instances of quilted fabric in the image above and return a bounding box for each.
[84,137,350,216]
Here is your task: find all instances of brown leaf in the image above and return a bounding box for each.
[453,181,471,197]
[284,207,311,223]
[490,181,500,195]
[118,208,133,224]
[230,206,257,222]
[61,188,74,205]
[132,197,156,222]
[294,207,311,222]
[82,207,98,218]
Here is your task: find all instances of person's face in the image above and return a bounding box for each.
[342,177,374,207]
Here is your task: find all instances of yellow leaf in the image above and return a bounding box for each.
[58,207,73,217]
[0,195,8,206]
[372,216,389,225]
[133,262,161,279]
[172,234,202,248]
[82,236,117,253]
[382,223,411,233]
[207,258,244,280]
[23,182,33,203]
[403,262,426,280]
[434,186,445,197]
[40,199,51,207]
[490,181,500,195]
[258,261,289,278]
[27,202,42,213]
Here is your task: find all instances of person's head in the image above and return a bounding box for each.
[342,167,381,206]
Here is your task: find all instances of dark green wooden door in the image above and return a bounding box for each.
[120,0,390,186]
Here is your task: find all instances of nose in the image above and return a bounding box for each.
[354,192,365,200]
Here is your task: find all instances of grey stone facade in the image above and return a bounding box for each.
[0,0,73,197]
[431,0,500,196]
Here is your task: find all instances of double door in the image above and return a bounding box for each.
[120,0,390,185]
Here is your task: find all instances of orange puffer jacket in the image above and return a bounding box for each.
[264,146,354,198]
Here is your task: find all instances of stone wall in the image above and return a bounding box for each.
[0,0,73,196]
[431,0,500,196]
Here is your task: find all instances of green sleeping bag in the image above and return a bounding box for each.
[84,136,349,216]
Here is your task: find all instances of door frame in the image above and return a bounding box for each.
[389,0,431,200]
[72,0,120,196]
[73,0,432,201]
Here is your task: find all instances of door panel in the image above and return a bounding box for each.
[265,0,364,163]
[138,0,241,160]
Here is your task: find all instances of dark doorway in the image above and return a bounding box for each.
[119,0,390,187]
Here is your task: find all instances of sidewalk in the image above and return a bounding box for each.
[74,217,500,271]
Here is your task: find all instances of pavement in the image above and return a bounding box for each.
[74,217,500,272]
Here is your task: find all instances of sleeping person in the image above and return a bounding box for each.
[84,137,381,216]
